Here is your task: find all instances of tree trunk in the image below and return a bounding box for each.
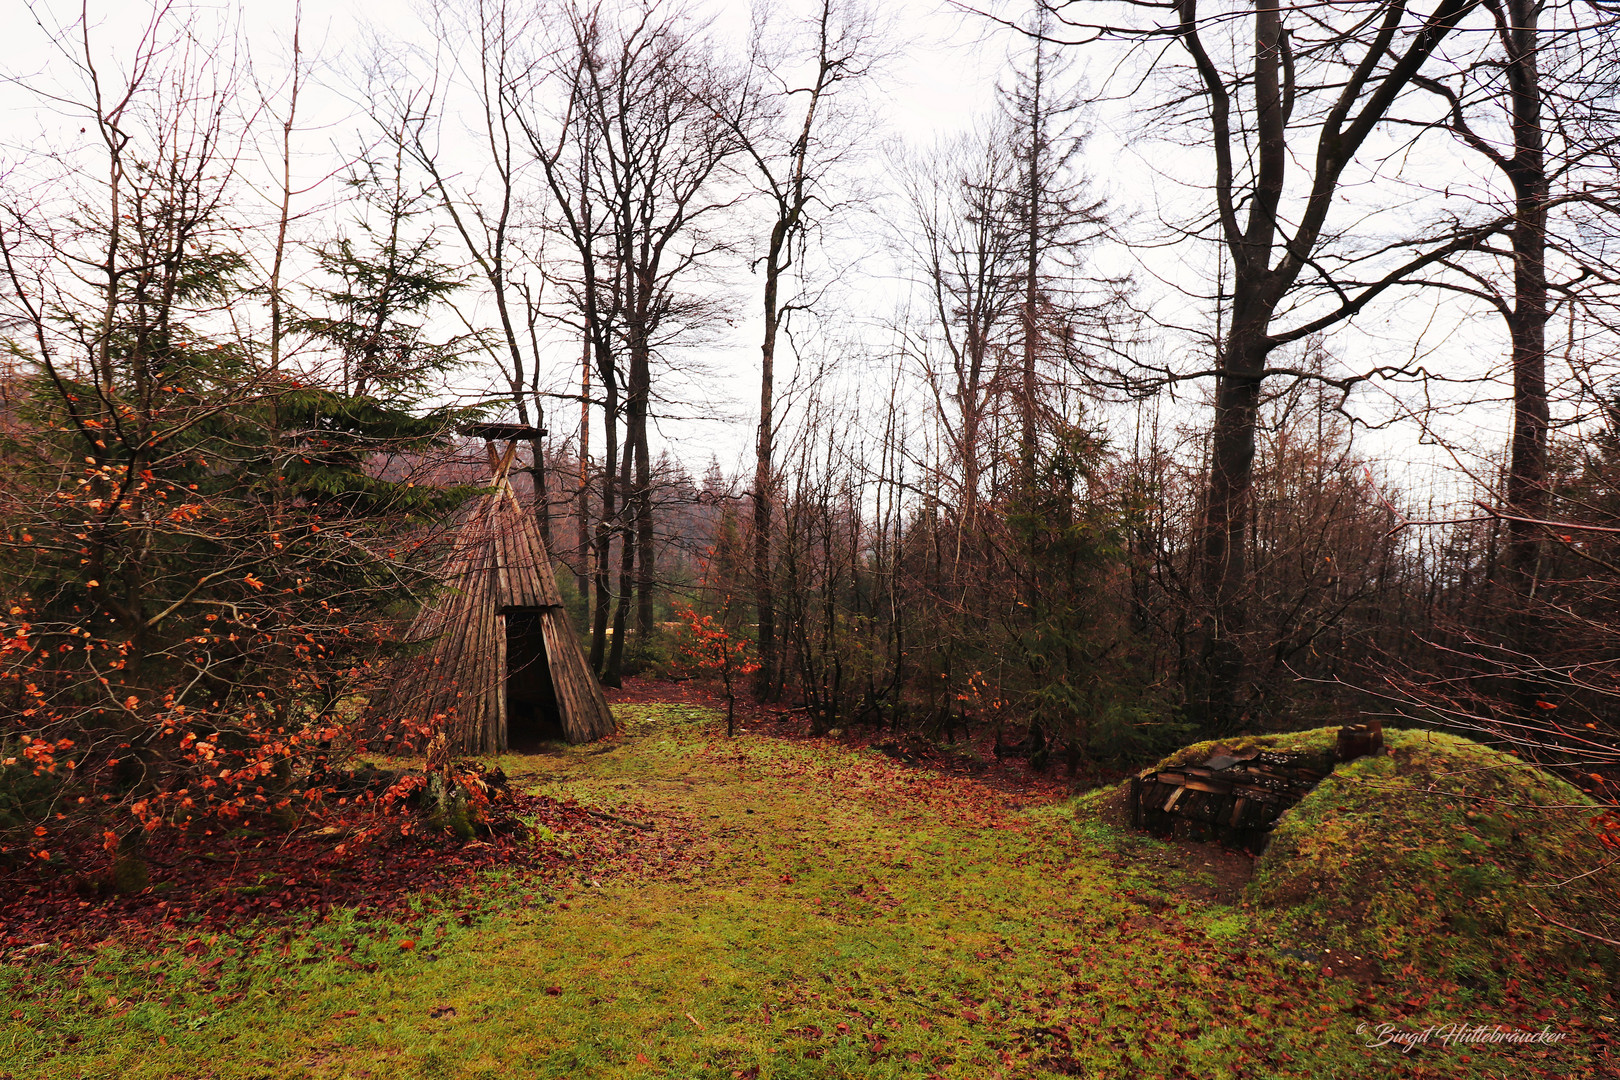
[1197,318,1269,729]
[632,348,655,643]
[590,342,618,674]
[528,432,550,550]
[605,425,636,687]
[1503,0,1548,589]
[1192,0,1285,731]
[754,227,783,699]
[577,334,592,603]
[1020,32,1043,484]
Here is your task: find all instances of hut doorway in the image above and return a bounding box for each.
[504,608,564,748]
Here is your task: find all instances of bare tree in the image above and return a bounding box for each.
[721,0,879,698]
[893,12,1115,547]
[518,0,744,684]
[518,5,625,674]
[393,0,557,543]
[895,130,1020,530]
[1405,4,1620,590]
[258,7,311,378]
[1041,0,1501,729]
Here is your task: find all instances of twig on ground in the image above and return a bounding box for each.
[1526,904,1620,947]
[585,808,654,832]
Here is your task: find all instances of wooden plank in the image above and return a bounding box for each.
[1174,777,1237,796]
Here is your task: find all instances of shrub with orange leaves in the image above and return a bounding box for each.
[671,602,759,737]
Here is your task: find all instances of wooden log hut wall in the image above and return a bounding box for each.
[377,425,616,751]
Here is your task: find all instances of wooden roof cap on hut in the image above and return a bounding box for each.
[378,431,615,751]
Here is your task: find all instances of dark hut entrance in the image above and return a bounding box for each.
[504,609,563,748]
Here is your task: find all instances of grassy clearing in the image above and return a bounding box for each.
[4,705,1616,1079]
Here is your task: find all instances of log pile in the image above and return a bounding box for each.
[1130,723,1390,853]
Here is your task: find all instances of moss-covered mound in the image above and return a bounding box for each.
[1126,727,1620,985]
[1257,728,1617,981]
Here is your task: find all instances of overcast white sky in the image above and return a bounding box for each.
[0,0,1559,503]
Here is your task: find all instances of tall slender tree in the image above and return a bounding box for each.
[896,130,1020,529]
[723,0,878,698]
[518,0,744,683]
[516,4,623,675]
[1408,4,1620,590]
[400,0,555,543]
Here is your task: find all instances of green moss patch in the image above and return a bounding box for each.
[1248,728,1619,987]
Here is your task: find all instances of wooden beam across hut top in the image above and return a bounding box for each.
[460,421,547,442]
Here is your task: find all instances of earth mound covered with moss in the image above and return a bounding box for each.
[1116,727,1619,987]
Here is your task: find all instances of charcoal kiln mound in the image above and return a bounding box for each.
[1090,725,1618,987]
[1129,722,1383,854]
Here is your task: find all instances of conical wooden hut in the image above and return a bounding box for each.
[379,426,615,750]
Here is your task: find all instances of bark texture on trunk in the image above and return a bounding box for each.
[577,336,592,603]
[589,339,618,676]
[627,322,655,642]
[1502,0,1548,588]
[1197,324,1270,728]
[605,422,636,687]
[754,225,783,698]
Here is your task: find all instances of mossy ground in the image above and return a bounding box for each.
[1244,729,1617,987]
[4,706,1615,1079]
